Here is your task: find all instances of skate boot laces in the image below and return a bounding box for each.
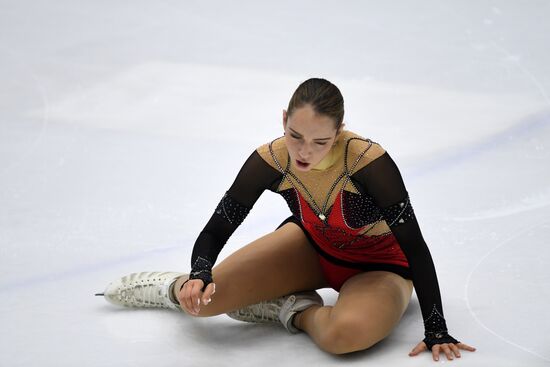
[98,271,184,310]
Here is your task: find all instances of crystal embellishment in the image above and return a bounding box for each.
[380,195,415,228]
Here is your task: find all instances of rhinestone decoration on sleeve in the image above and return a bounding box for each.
[422,304,460,350]
[214,191,251,226]
[189,256,213,286]
[380,195,415,227]
[423,304,448,336]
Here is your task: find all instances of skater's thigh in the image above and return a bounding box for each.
[203,222,328,315]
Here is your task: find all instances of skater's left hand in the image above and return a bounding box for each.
[178,278,216,316]
[409,340,476,361]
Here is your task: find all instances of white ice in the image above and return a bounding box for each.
[1,1,549,366]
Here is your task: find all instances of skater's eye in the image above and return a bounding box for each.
[289,128,332,144]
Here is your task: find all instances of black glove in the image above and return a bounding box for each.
[423,331,460,350]
[182,256,213,292]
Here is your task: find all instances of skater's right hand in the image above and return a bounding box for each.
[177,279,216,316]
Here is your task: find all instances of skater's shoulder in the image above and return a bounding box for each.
[342,130,386,172]
[255,135,289,171]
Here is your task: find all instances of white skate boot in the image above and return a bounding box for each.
[226,291,323,334]
[96,271,186,310]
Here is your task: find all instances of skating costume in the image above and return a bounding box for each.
[188,130,459,348]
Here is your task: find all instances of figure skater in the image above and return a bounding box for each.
[97,78,476,361]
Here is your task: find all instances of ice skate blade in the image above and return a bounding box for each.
[95,293,105,296]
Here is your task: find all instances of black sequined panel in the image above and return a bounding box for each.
[279,188,301,218]
[342,190,382,228]
[380,195,415,227]
[214,191,251,226]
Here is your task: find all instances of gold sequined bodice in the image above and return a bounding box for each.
[256,130,391,236]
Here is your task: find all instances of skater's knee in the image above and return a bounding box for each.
[317,317,380,354]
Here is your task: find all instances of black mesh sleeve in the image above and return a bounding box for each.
[188,150,282,289]
[352,152,459,348]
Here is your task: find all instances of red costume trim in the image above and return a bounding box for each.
[296,189,410,268]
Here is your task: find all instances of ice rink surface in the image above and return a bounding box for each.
[1,1,549,366]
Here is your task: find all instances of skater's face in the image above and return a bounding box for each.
[283,104,343,172]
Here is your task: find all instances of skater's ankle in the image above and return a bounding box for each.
[169,275,189,305]
[168,280,179,305]
[292,304,321,331]
[291,311,302,331]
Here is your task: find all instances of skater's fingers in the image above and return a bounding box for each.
[431,345,442,362]
[441,344,454,361]
[180,279,203,315]
[190,281,203,313]
[408,341,427,356]
[202,283,215,305]
[457,342,476,352]
[187,280,201,314]
[178,280,194,312]
[185,282,195,315]
[176,280,188,302]
[450,344,461,358]
[178,280,193,314]
[183,282,195,315]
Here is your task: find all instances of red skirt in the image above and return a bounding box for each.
[277,216,412,291]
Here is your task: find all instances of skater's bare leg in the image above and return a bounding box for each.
[173,222,328,316]
[294,271,413,354]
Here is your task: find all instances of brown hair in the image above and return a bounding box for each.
[287,78,344,130]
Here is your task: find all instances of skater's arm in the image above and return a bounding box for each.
[352,151,460,350]
[188,150,282,287]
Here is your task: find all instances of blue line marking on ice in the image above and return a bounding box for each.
[0,243,185,293]
[404,110,550,181]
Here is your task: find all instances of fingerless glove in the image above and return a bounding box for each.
[423,331,460,350]
[182,256,213,292]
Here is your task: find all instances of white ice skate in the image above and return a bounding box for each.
[226,291,324,334]
[96,271,186,311]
